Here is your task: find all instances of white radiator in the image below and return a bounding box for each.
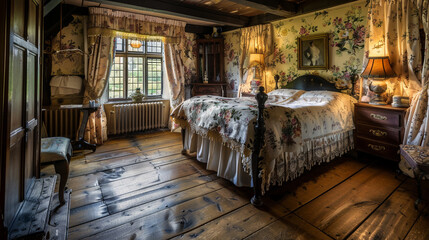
[110,102,166,135]
[42,108,80,139]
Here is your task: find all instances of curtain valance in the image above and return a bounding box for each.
[88,7,186,43]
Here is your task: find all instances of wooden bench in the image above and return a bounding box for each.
[400,144,429,209]
[7,176,71,240]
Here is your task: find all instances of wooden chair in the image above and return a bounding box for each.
[400,144,429,209]
[40,137,72,204]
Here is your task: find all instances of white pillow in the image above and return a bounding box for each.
[298,91,343,102]
[267,89,305,97]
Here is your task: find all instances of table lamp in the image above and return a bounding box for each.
[361,56,396,105]
[249,53,264,94]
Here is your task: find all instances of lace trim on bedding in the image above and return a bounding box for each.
[177,118,354,195]
[175,118,253,158]
[260,129,354,194]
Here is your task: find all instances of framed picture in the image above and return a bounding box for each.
[298,33,329,70]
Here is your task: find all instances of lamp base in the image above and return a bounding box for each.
[369,80,388,105]
[250,79,260,94]
[369,94,387,105]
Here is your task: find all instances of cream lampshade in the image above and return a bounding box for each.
[361,56,396,105]
[249,53,264,67]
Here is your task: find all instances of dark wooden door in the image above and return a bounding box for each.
[1,0,42,230]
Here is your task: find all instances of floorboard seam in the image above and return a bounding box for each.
[73,179,223,239]
[70,173,220,219]
[167,203,254,240]
[341,176,407,240]
[286,159,372,214]
[68,152,185,178]
[279,160,372,240]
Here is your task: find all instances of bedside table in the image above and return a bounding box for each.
[354,103,408,161]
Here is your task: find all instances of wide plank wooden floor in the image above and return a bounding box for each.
[41,131,429,240]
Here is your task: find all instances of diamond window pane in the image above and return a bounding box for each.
[115,38,124,52]
[128,40,145,52]
[147,41,162,53]
[108,56,124,99]
[147,58,162,96]
[127,57,144,97]
[109,39,164,101]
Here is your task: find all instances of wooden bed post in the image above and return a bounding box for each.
[181,128,187,154]
[251,86,268,207]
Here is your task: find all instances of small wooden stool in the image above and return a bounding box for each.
[41,137,72,204]
[400,144,429,209]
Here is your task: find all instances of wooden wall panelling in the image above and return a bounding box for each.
[2,0,42,231]
[0,0,8,237]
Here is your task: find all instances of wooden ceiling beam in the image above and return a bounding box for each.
[227,0,297,17]
[298,0,358,14]
[44,0,63,17]
[87,0,250,27]
[185,24,213,34]
[247,13,285,26]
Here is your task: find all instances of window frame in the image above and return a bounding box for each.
[108,38,163,101]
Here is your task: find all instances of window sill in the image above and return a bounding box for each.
[105,98,168,104]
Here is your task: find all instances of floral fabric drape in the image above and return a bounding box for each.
[88,7,186,43]
[365,0,429,177]
[363,0,422,98]
[403,0,429,147]
[164,41,186,109]
[83,35,114,144]
[239,24,274,95]
[419,0,429,84]
[88,7,187,126]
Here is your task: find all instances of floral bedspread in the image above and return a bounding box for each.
[171,90,357,191]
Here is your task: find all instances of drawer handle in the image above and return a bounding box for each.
[370,113,387,120]
[369,129,387,137]
[368,144,386,151]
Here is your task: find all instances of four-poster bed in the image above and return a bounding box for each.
[173,75,357,205]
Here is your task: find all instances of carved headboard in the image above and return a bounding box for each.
[275,74,341,92]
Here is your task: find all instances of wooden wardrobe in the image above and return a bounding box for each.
[0,0,43,237]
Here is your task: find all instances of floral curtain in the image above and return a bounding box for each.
[164,41,185,109]
[83,35,114,144]
[87,7,187,129]
[365,0,429,176]
[238,24,274,95]
[363,0,422,98]
[403,0,429,147]
[88,7,186,43]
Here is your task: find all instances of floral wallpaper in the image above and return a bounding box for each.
[51,15,85,76]
[223,1,368,97]
[224,31,241,96]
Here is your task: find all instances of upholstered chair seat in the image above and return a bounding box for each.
[41,137,72,204]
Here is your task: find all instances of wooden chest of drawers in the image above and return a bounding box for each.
[354,103,407,161]
[191,83,226,97]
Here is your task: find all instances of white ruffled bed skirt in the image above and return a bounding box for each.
[183,127,354,191]
[184,128,253,187]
